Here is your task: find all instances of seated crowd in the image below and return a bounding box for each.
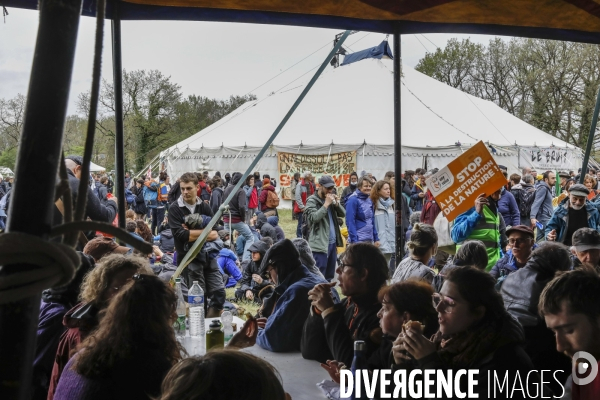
[29,163,600,399]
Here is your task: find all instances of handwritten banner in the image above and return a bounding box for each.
[519,146,578,170]
[277,151,357,199]
[426,141,506,221]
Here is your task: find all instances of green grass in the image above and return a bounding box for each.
[277,208,298,239]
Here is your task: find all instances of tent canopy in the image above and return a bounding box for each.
[163,59,573,154]
[89,161,106,172]
[7,0,600,43]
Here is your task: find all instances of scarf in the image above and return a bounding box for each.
[379,197,394,209]
[432,317,504,369]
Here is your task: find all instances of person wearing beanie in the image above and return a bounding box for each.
[255,213,278,243]
[237,239,337,352]
[545,183,600,245]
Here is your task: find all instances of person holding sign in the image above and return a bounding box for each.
[451,190,507,271]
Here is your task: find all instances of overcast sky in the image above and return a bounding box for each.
[0,7,505,115]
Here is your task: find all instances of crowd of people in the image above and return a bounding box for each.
[25,158,600,399]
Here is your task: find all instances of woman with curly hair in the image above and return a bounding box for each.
[54,274,183,400]
[47,255,153,400]
[135,220,154,244]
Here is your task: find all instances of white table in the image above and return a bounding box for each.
[243,345,329,400]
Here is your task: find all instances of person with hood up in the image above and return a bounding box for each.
[235,240,271,303]
[236,239,337,352]
[545,183,600,245]
[217,248,242,288]
[396,266,537,398]
[258,177,278,217]
[32,253,95,400]
[291,237,325,279]
[158,226,175,253]
[223,172,255,261]
[267,215,285,242]
[301,243,388,367]
[224,172,231,188]
[345,176,380,246]
[256,212,278,243]
[501,242,572,394]
[46,255,153,400]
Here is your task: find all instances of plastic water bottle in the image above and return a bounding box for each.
[174,278,186,339]
[188,281,205,339]
[221,309,233,345]
[350,340,367,400]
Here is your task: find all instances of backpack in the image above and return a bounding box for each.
[125,189,136,205]
[265,190,280,209]
[515,187,536,218]
[157,182,168,202]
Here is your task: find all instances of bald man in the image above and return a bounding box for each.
[53,155,117,228]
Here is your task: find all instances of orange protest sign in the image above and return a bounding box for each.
[425,141,506,222]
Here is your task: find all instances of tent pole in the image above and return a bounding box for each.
[393,31,404,263]
[0,0,82,397]
[112,0,126,228]
[580,88,600,184]
[172,30,352,280]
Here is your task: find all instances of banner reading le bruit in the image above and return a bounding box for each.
[277,151,357,200]
[425,141,506,221]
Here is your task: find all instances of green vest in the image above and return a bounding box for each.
[456,205,500,271]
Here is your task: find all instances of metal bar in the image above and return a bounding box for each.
[0,0,83,397]
[393,31,404,263]
[580,88,600,184]
[172,30,352,281]
[112,0,126,228]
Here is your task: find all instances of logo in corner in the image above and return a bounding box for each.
[573,351,598,386]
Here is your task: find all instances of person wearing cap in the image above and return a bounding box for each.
[501,242,573,393]
[251,239,336,352]
[235,240,270,303]
[54,156,118,232]
[490,225,538,282]
[570,227,600,273]
[304,175,346,281]
[451,189,507,271]
[294,171,315,238]
[545,183,600,246]
[530,171,555,241]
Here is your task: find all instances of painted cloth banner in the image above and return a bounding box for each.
[519,146,579,171]
[425,141,506,222]
[277,151,357,199]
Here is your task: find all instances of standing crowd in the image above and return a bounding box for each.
[24,159,600,399]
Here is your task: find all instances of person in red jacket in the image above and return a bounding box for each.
[420,188,441,225]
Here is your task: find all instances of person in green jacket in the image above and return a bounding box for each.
[304,176,346,280]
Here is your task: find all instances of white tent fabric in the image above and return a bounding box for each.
[163,59,583,181]
[89,162,106,172]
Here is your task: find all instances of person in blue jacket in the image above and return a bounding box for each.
[498,186,520,227]
[216,248,243,288]
[345,176,380,246]
[254,239,338,352]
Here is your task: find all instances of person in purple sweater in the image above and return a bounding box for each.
[53,273,182,400]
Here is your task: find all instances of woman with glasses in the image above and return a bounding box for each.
[395,266,535,397]
[54,274,183,400]
[301,243,389,366]
[47,255,153,400]
[345,176,380,247]
[320,280,438,384]
[392,223,437,284]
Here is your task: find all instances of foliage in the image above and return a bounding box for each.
[416,38,600,150]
